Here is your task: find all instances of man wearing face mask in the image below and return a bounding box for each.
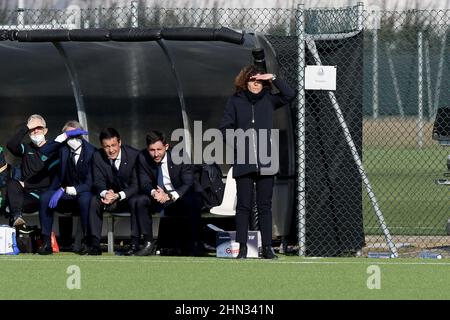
[37,120,95,255]
[6,114,58,227]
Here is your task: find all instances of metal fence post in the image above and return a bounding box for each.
[131,1,138,28]
[386,43,405,117]
[434,28,447,115]
[295,3,306,257]
[371,18,379,119]
[417,31,424,148]
[94,7,100,28]
[357,2,364,31]
[424,38,433,118]
[17,0,25,28]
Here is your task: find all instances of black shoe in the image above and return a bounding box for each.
[87,246,102,256]
[125,244,140,256]
[37,243,53,255]
[77,247,88,255]
[134,241,157,256]
[76,244,90,255]
[262,246,278,259]
[236,244,247,259]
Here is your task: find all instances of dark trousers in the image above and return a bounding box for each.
[39,190,92,237]
[88,195,142,247]
[164,191,202,248]
[131,194,155,245]
[6,179,41,216]
[133,192,202,249]
[235,173,274,246]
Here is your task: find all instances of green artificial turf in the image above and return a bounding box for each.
[2,253,450,300]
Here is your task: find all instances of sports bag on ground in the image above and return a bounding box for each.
[0,224,19,255]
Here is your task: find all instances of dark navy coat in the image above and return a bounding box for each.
[219,78,296,178]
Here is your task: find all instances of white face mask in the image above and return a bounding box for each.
[67,138,82,150]
[30,134,45,146]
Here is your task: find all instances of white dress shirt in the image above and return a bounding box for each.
[100,149,126,201]
[151,153,180,201]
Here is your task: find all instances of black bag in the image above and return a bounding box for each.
[194,163,225,210]
[16,225,41,253]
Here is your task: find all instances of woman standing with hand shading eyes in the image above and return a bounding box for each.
[219,65,296,259]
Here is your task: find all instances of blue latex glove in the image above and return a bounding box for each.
[66,128,88,138]
[48,188,64,209]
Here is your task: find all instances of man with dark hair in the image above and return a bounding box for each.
[6,114,58,227]
[37,120,95,255]
[134,130,202,256]
[85,128,141,255]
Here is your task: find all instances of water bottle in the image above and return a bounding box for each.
[419,251,442,259]
[368,251,393,258]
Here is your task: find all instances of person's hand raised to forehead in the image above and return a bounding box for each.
[27,118,45,131]
[250,73,275,81]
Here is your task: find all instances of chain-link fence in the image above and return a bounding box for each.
[0,3,449,257]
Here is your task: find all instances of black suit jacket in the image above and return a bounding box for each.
[92,144,140,198]
[49,139,96,193]
[138,149,193,199]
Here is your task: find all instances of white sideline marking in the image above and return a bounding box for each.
[1,257,450,266]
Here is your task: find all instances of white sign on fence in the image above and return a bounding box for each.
[305,65,336,91]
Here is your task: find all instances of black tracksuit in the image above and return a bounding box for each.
[6,124,58,217]
[219,78,296,246]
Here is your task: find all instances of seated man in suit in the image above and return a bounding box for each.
[134,130,202,256]
[37,120,95,255]
[6,114,58,227]
[86,128,141,255]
